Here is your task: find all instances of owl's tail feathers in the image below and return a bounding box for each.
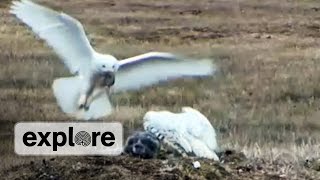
[52,76,112,120]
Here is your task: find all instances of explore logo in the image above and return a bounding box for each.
[15,122,123,155]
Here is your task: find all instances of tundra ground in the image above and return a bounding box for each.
[0,0,320,179]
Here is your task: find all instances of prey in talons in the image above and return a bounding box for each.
[78,71,115,111]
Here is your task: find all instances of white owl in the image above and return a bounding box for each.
[143,107,219,161]
[10,0,216,120]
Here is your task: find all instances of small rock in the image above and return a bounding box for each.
[193,161,201,169]
[252,33,261,39]
[279,174,287,178]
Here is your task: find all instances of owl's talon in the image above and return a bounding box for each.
[79,104,85,109]
[78,94,87,110]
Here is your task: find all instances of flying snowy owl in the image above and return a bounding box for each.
[144,107,219,161]
[10,0,216,120]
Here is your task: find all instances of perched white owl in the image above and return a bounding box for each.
[143,107,219,161]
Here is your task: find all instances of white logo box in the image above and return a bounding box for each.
[14,122,123,156]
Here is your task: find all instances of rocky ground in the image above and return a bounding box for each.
[1,150,320,180]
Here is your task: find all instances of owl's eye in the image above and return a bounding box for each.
[102,65,106,68]
[112,65,116,69]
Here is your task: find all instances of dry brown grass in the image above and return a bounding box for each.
[1,0,320,175]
